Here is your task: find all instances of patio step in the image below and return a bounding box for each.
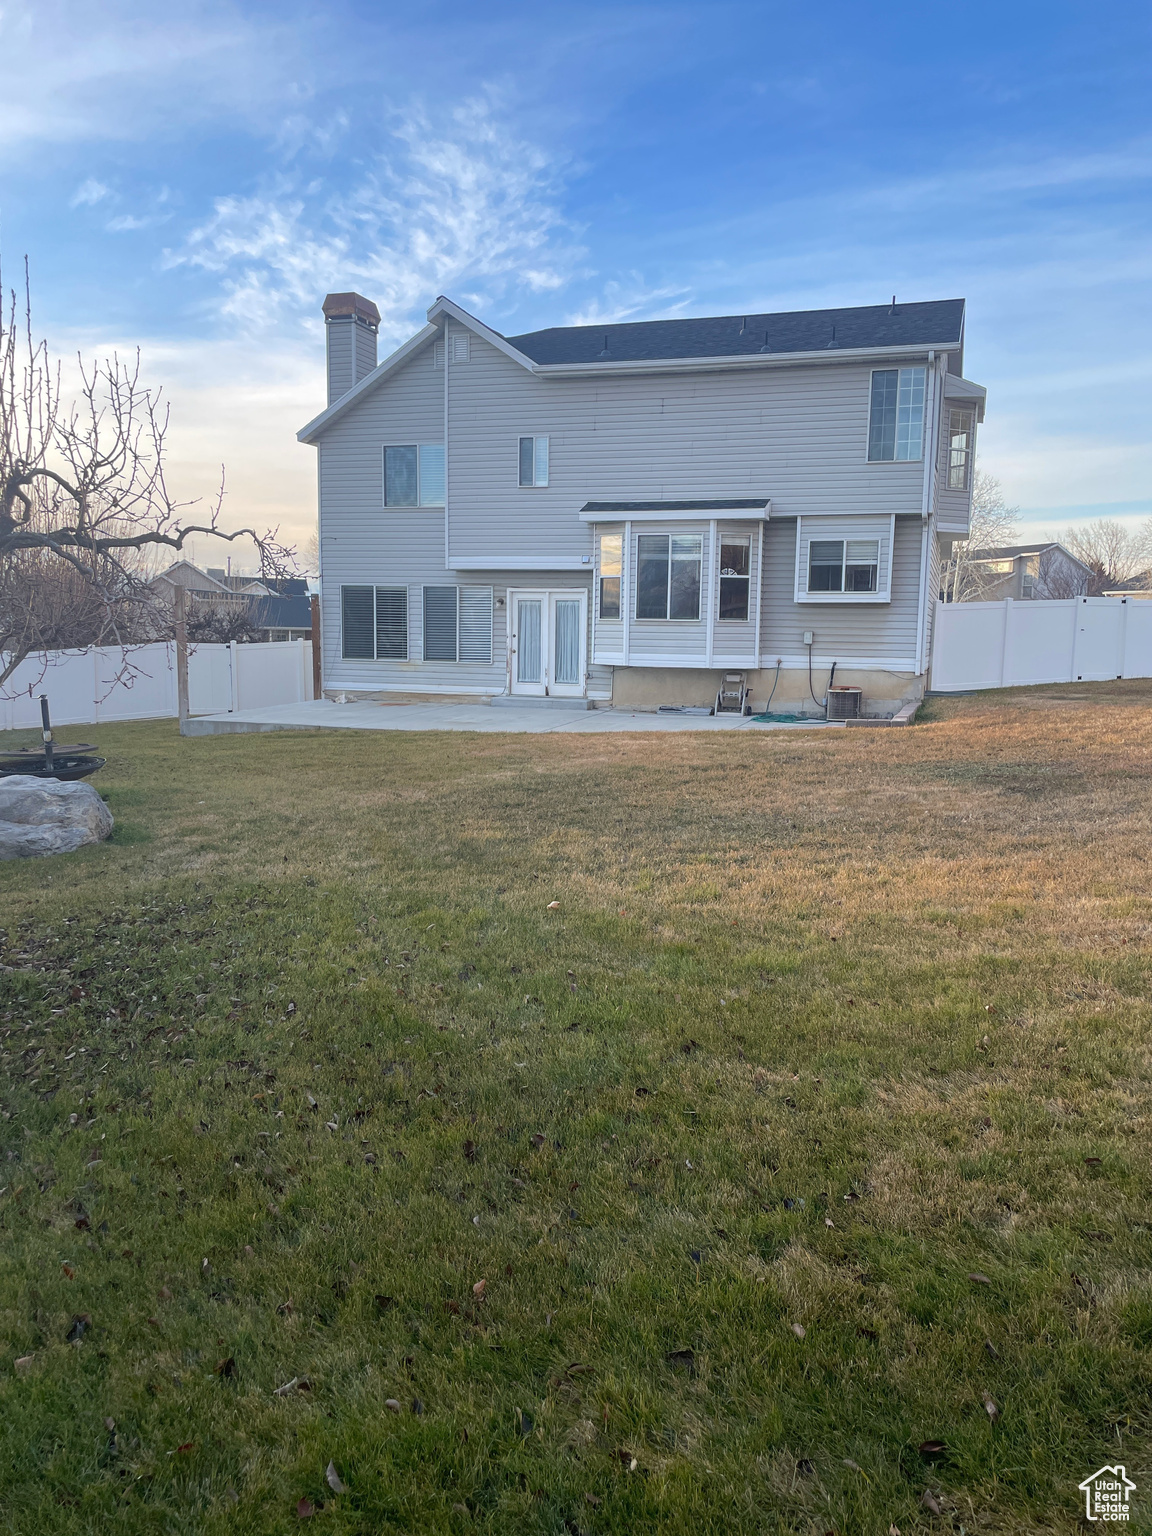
[488,694,594,710]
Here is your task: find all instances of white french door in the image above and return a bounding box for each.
[509,589,587,697]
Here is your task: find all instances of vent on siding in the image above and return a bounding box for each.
[375,586,408,660]
[459,586,493,663]
[432,339,445,368]
[450,331,470,363]
[341,586,375,659]
[423,586,458,661]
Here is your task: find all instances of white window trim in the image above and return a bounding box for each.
[420,583,494,665]
[794,515,895,604]
[865,366,927,464]
[716,531,753,623]
[634,531,705,623]
[517,435,550,488]
[382,443,445,508]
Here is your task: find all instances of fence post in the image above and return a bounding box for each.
[229,640,239,712]
[310,594,322,700]
[174,587,190,725]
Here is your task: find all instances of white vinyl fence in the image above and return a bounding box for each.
[931,596,1152,692]
[0,640,313,731]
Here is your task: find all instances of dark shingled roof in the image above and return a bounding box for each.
[250,593,313,631]
[506,299,965,366]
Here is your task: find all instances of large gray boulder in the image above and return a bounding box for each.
[0,775,114,860]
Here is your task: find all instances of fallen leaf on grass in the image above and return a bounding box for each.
[62,1264,74,1279]
[586,1492,602,1506]
[921,1490,942,1514]
[981,1392,999,1421]
[546,902,560,910]
[175,1442,194,1455]
[412,1398,424,1415]
[274,1377,311,1396]
[666,1349,695,1371]
[890,1526,901,1535]
[918,1440,947,1459]
[791,1323,806,1340]
[14,1355,34,1375]
[473,1279,486,1297]
[65,1313,90,1343]
[215,1357,237,1378]
[325,1462,345,1494]
[796,1458,814,1476]
[385,1399,401,1413]
[463,1140,476,1163]
[374,1295,395,1313]
[296,1497,314,1518]
[1084,1156,1103,1167]
[516,1407,533,1436]
[967,1272,991,1286]
[530,1133,546,1149]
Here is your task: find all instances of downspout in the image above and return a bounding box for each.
[622,520,632,666]
[443,325,451,569]
[705,519,716,669]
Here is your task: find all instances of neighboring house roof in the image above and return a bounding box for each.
[249,593,313,631]
[152,559,233,596]
[299,293,968,443]
[968,542,1095,574]
[1102,575,1152,594]
[507,299,965,366]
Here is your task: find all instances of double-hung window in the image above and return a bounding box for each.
[947,408,973,489]
[598,533,622,620]
[341,586,408,660]
[808,539,879,594]
[383,444,445,506]
[636,534,702,620]
[422,585,494,663]
[518,436,549,487]
[718,537,751,620]
[868,367,926,461]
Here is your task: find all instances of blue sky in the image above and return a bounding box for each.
[2,0,1149,551]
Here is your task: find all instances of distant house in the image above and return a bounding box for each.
[152,562,314,641]
[1101,574,1152,599]
[954,542,1093,601]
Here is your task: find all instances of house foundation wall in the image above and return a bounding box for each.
[609,666,924,717]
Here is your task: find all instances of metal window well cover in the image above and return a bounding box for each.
[825,687,862,720]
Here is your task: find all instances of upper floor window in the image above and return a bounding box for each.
[637,533,701,620]
[947,408,973,490]
[718,537,751,620]
[808,539,879,594]
[598,533,622,620]
[518,436,549,487]
[383,444,444,507]
[868,366,926,462]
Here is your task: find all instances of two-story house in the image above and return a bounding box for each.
[299,292,986,715]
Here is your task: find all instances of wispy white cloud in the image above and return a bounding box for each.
[69,177,110,207]
[169,96,583,344]
[564,276,694,327]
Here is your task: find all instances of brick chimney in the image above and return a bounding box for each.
[322,292,381,405]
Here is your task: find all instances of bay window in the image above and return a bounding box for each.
[718,537,751,620]
[636,534,701,620]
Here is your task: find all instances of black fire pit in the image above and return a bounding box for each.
[0,696,105,781]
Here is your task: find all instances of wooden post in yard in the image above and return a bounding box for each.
[174,585,190,726]
[310,593,322,700]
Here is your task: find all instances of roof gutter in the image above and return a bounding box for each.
[528,340,962,378]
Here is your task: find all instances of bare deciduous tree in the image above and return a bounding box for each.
[0,259,293,690]
[939,469,1020,603]
[1052,518,1152,595]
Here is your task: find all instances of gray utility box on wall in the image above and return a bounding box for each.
[826,686,863,721]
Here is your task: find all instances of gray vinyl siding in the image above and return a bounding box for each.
[445,337,927,569]
[760,516,923,666]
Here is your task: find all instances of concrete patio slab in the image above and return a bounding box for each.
[180,699,842,736]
